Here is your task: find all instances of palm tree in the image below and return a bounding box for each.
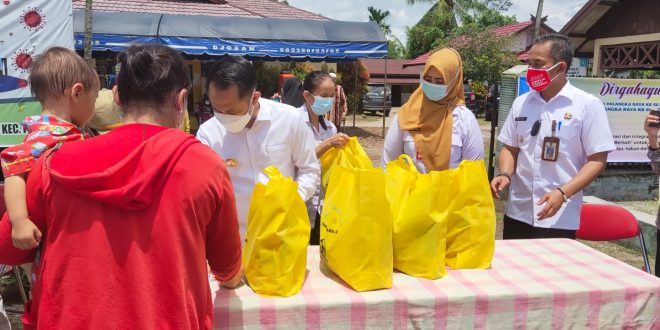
[367,6,392,36]
[405,0,510,27]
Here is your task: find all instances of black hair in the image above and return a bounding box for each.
[116,45,190,108]
[303,71,334,131]
[303,71,332,94]
[205,56,257,99]
[533,33,574,72]
[282,78,305,108]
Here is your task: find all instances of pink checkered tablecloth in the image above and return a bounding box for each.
[212,239,660,329]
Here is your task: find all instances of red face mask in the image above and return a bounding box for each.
[526,62,561,92]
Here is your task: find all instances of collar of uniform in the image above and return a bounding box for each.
[300,105,311,123]
[530,80,574,104]
[254,98,272,122]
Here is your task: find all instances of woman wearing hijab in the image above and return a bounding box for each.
[281,77,306,108]
[382,47,484,172]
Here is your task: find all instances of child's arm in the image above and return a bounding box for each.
[4,174,42,250]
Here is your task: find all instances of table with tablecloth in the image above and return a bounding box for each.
[212,239,660,329]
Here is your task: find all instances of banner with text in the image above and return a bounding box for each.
[518,77,660,162]
[0,0,74,146]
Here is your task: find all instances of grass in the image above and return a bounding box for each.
[618,200,659,215]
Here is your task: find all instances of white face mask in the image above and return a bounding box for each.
[214,94,255,133]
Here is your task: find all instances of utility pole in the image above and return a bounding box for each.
[533,0,544,40]
[84,0,93,65]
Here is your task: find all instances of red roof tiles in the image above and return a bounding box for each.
[403,20,557,67]
[71,0,327,20]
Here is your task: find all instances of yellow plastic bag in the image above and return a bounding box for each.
[243,166,311,297]
[320,165,393,292]
[319,136,373,188]
[386,155,448,280]
[445,160,496,269]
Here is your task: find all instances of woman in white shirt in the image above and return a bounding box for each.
[300,71,349,244]
[382,47,484,172]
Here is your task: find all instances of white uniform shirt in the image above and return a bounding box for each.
[498,82,615,230]
[300,105,337,226]
[382,105,484,173]
[197,99,321,238]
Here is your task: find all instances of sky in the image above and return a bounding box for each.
[287,0,589,44]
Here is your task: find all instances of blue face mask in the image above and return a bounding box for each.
[311,96,334,115]
[420,78,449,102]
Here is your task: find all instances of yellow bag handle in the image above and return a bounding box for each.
[263,165,284,180]
[396,154,419,174]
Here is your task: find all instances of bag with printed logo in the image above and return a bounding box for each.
[320,164,392,292]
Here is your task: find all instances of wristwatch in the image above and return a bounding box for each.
[556,187,568,203]
[496,171,511,182]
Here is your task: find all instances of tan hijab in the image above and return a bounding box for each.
[398,48,465,171]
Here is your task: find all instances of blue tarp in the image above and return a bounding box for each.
[74,34,387,59]
[72,10,388,59]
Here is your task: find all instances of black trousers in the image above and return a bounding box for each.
[309,212,320,245]
[503,214,576,240]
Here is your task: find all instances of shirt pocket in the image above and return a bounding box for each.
[514,120,534,149]
[557,124,581,156]
[266,144,291,166]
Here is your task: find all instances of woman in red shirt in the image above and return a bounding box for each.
[0,45,243,329]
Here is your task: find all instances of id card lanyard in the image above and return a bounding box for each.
[541,120,560,162]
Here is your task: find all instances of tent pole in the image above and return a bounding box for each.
[353,59,358,128]
[382,57,388,138]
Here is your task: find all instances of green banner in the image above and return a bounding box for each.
[0,100,42,147]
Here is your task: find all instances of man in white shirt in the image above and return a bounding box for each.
[197,56,320,238]
[491,34,615,239]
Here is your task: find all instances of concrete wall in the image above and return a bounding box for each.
[585,168,658,201]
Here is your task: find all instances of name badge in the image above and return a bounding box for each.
[542,120,560,162]
[542,137,560,162]
[515,117,528,122]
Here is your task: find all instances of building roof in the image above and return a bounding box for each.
[403,20,556,68]
[361,59,423,85]
[560,0,660,57]
[361,59,422,77]
[71,0,327,20]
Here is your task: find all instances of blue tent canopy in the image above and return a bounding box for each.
[72,10,388,60]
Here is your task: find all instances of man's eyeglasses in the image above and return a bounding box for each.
[531,120,542,136]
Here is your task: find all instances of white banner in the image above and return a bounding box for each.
[518,77,660,163]
[0,0,74,100]
[0,0,73,146]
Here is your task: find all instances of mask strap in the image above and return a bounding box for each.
[246,91,256,116]
[548,62,563,81]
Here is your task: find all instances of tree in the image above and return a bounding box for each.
[83,0,93,65]
[338,60,370,115]
[405,2,455,58]
[405,0,514,58]
[388,39,406,59]
[367,6,392,36]
[447,25,518,91]
[458,9,516,32]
